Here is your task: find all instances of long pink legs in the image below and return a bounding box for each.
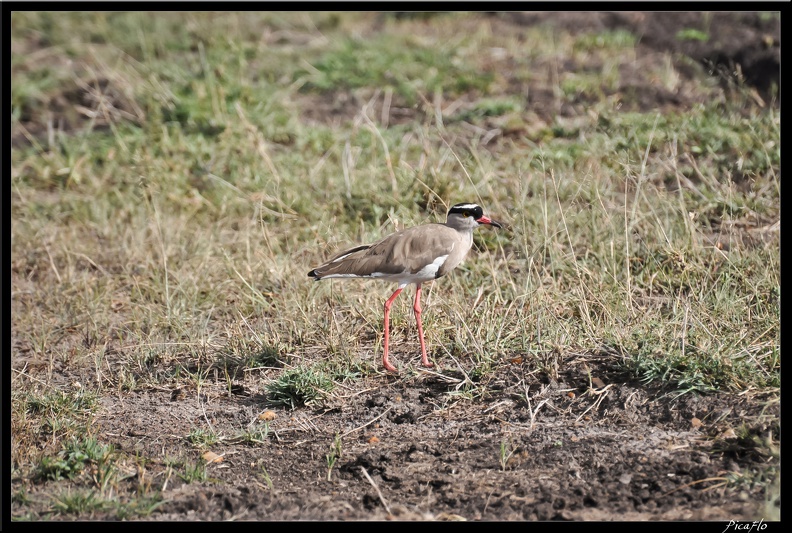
[382,284,433,372]
[382,287,403,372]
[413,284,433,368]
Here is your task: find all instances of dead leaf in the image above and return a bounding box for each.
[368,436,380,444]
[258,410,277,421]
[691,417,703,429]
[436,513,467,521]
[719,428,738,440]
[202,451,223,464]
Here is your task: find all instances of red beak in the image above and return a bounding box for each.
[476,215,503,228]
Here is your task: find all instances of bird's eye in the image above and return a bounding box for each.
[463,211,469,217]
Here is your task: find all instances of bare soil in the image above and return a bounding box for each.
[91,350,778,521]
[12,12,780,521]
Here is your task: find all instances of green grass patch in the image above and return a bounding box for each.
[297,36,494,104]
[676,28,710,42]
[34,436,113,482]
[26,389,99,419]
[265,366,336,409]
[186,428,220,448]
[574,29,637,50]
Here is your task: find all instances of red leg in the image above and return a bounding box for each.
[413,284,433,368]
[382,287,403,372]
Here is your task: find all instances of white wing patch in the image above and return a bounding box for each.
[365,254,450,284]
[330,251,359,263]
[415,254,449,279]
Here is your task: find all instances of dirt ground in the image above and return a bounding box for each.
[94,349,779,521]
[12,12,780,521]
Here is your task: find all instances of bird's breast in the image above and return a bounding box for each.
[435,230,473,278]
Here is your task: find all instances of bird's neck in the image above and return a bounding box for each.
[446,223,475,250]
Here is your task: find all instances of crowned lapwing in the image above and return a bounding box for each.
[308,202,502,372]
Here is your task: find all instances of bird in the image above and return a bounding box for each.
[308,202,502,372]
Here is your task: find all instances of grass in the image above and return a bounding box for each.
[298,34,494,104]
[326,433,343,481]
[499,439,517,471]
[231,422,271,445]
[34,436,113,482]
[10,11,779,520]
[676,28,710,43]
[265,366,337,409]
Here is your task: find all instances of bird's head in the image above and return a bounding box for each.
[446,202,503,229]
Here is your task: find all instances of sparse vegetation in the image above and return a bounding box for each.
[326,433,343,481]
[265,366,336,409]
[186,428,219,448]
[11,11,778,521]
[499,439,517,471]
[676,28,710,42]
[232,422,271,445]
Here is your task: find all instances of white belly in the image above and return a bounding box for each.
[371,254,449,286]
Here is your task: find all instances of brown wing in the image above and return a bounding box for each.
[308,224,461,280]
[307,244,371,278]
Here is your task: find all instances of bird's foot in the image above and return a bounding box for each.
[383,360,398,373]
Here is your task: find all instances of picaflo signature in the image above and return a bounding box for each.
[722,520,767,533]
